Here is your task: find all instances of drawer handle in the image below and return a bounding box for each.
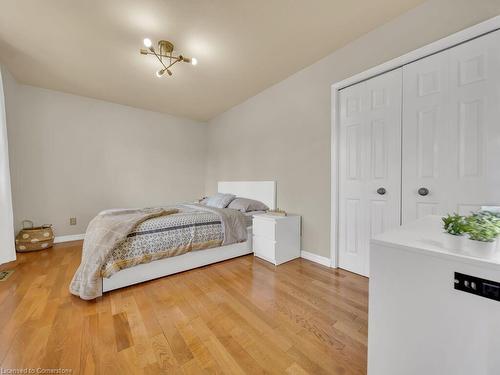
[376,187,386,195]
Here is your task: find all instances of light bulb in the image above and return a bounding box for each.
[143,38,152,48]
[156,68,165,78]
[191,57,198,66]
[167,69,173,76]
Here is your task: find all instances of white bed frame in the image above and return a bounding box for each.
[100,181,276,295]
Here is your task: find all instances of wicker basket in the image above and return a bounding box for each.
[15,220,55,252]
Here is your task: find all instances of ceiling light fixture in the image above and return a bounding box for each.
[140,38,197,78]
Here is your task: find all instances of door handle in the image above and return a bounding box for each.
[377,187,386,195]
[418,187,429,196]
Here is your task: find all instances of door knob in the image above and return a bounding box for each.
[418,187,429,196]
[377,187,386,195]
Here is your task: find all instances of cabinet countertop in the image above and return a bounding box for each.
[371,215,500,270]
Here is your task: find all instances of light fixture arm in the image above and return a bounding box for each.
[165,59,180,70]
[149,48,169,70]
[141,50,189,64]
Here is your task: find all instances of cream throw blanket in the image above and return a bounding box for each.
[70,207,178,300]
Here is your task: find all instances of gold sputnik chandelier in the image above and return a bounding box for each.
[140,38,197,78]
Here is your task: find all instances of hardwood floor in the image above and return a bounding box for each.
[0,241,368,374]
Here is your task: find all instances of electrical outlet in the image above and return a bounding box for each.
[454,272,500,302]
[70,217,77,226]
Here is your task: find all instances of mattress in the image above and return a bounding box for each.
[101,205,223,277]
[100,205,255,278]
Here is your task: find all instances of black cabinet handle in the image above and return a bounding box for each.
[377,187,386,195]
[418,187,429,196]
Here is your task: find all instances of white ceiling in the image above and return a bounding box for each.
[0,0,425,121]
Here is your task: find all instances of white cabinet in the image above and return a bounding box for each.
[252,214,300,265]
[338,29,500,277]
[368,216,500,375]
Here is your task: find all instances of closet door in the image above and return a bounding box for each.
[401,49,450,221]
[447,30,500,214]
[402,30,500,222]
[338,69,402,277]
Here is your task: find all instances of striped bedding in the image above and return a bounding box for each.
[101,204,247,277]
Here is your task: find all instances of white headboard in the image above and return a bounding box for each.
[218,181,276,210]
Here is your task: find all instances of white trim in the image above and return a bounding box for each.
[0,68,16,265]
[330,16,500,269]
[330,85,340,269]
[54,233,85,243]
[301,250,331,267]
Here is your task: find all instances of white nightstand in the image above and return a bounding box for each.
[252,214,301,265]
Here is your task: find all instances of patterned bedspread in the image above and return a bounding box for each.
[101,204,243,277]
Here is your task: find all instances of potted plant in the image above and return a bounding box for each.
[442,213,467,249]
[464,212,500,254]
[442,211,500,254]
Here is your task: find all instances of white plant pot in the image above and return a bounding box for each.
[443,233,466,251]
[464,238,498,258]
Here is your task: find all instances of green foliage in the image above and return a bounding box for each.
[465,212,500,242]
[443,211,500,242]
[442,214,467,235]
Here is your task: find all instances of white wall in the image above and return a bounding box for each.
[205,0,500,258]
[2,69,207,237]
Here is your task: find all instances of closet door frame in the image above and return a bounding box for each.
[330,16,500,270]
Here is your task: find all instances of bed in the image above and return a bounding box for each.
[94,181,276,297]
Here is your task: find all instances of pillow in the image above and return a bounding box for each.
[227,197,269,212]
[205,193,236,208]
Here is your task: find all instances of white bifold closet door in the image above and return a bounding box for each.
[402,30,500,222]
[338,69,402,277]
[338,29,500,277]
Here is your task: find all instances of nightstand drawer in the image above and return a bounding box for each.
[252,235,276,261]
[252,219,276,240]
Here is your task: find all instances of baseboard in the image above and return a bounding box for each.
[54,234,85,243]
[300,250,331,267]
